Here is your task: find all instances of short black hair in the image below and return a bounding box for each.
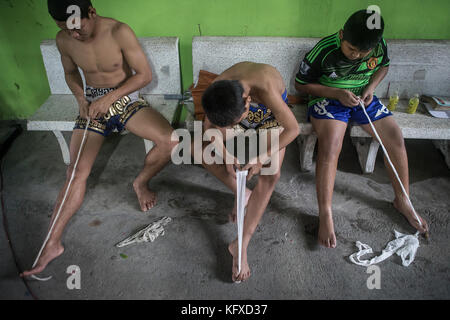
[343,9,385,51]
[202,80,246,127]
[48,0,93,22]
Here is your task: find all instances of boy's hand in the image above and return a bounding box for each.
[88,95,113,119]
[226,157,241,179]
[78,99,90,119]
[243,159,263,181]
[361,87,374,106]
[337,89,360,107]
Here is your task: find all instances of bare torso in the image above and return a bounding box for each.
[214,62,286,104]
[57,17,132,88]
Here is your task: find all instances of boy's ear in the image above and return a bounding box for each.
[339,29,344,40]
[88,6,97,19]
[243,94,251,105]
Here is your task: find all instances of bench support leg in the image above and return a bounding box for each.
[144,139,154,154]
[432,140,450,169]
[297,134,317,172]
[352,137,380,174]
[53,130,70,165]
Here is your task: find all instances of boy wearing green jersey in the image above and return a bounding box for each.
[295,9,428,248]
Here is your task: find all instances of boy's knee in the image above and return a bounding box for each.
[154,133,178,155]
[391,128,405,148]
[167,138,180,155]
[66,165,90,182]
[318,136,343,159]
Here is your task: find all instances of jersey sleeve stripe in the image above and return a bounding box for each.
[306,38,336,62]
[305,33,338,61]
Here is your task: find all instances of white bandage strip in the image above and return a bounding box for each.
[30,118,91,281]
[235,170,248,283]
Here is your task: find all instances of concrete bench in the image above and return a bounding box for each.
[351,99,450,173]
[186,36,319,171]
[28,37,181,165]
[349,39,450,173]
[186,36,450,173]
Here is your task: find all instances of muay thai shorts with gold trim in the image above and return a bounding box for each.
[74,85,149,137]
[232,89,287,132]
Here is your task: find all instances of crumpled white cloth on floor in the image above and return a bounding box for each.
[235,170,248,283]
[349,230,420,267]
[116,217,172,248]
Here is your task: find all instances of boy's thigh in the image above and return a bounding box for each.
[309,99,352,124]
[124,106,174,142]
[68,129,105,175]
[310,116,348,142]
[360,114,403,142]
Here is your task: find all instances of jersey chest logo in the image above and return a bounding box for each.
[367,57,379,70]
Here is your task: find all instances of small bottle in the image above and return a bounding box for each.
[387,90,399,111]
[407,93,420,114]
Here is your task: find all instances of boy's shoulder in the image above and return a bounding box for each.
[305,32,341,65]
[374,37,388,54]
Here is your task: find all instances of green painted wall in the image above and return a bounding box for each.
[0,0,449,120]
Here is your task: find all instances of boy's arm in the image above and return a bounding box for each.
[361,38,390,105]
[361,66,389,106]
[88,23,152,119]
[244,88,300,173]
[56,33,89,118]
[295,82,360,107]
[295,46,360,107]
[263,89,300,151]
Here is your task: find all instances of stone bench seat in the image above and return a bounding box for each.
[350,98,450,173]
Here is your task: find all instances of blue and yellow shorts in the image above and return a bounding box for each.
[233,89,288,131]
[74,86,149,137]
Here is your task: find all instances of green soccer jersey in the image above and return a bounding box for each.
[295,32,390,106]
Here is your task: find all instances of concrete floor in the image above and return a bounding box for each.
[0,127,449,300]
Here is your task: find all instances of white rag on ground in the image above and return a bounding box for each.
[235,170,248,283]
[116,217,172,247]
[349,230,420,267]
[348,100,424,267]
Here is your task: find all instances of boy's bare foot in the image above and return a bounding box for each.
[229,188,252,223]
[318,214,336,248]
[228,239,251,282]
[20,241,64,278]
[393,196,428,233]
[133,181,157,212]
